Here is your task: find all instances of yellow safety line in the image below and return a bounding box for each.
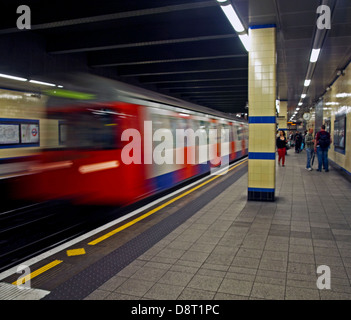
[12,260,63,286]
[88,159,247,246]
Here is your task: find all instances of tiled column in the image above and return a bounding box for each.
[277,101,288,131]
[248,25,276,201]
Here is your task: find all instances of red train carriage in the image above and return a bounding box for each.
[13,74,248,205]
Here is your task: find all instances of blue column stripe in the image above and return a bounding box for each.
[249,24,277,29]
[249,116,276,124]
[248,187,275,192]
[249,152,275,160]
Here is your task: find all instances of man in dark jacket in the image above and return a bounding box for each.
[314,125,332,172]
[295,132,302,153]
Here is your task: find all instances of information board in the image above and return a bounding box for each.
[21,123,39,144]
[0,124,20,144]
[0,119,40,148]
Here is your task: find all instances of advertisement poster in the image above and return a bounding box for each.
[21,123,39,144]
[0,124,20,144]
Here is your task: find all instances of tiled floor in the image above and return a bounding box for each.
[85,150,351,300]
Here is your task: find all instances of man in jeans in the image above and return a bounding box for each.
[305,128,315,171]
[314,125,332,172]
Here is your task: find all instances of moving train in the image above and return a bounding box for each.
[14,74,248,205]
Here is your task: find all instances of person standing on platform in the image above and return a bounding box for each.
[305,128,315,171]
[295,132,302,153]
[276,130,287,167]
[314,125,332,172]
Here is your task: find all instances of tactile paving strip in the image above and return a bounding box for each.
[44,164,247,300]
[0,282,50,300]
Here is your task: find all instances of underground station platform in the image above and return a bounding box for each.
[1,151,351,304]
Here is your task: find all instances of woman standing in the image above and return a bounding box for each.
[276,130,287,167]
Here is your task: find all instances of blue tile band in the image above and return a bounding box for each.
[249,24,277,29]
[248,187,275,193]
[249,152,275,160]
[248,188,275,201]
[249,116,276,124]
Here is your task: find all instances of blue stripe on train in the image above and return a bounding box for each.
[154,170,176,191]
[148,148,248,193]
[199,162,211,174]
[236,148,248,158]
[151,163,210,192]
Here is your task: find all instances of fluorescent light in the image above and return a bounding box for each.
[29,80,56,87]
[238,34,250,52]
[296,108,300,111]
[276,99,280,113]
[0,73,27,82]
[57,85,64,88]
[216,0,227,2]
[336,93,351,98]
[310,48,320,63]
[298,102,302,106]
[219,4,245,33]
[304,79,311,87]
[301,94,306,99]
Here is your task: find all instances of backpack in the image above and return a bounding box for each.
[319,132,330,148]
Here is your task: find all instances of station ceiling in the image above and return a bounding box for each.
[1,0,350,118]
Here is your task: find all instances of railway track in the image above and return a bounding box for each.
[0,200,119,273]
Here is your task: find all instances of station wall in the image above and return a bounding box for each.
[323,62,351,175]
[0,88,58,161]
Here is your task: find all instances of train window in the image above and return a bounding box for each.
[151,114,173,149]
[175,117,189,147]
[237,126,243,140]
[222,124,230,143]
[59,121,67,145]
[63,108,118,150]
[197,120,208,146]
[231,125,237,141]
[229,125,234,142]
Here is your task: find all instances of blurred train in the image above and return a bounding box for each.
[13,74,248,205]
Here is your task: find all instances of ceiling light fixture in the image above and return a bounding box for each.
[336,93,351,98]
[238,34,250,52]
[29,80,56,87]
[310,48,321,63]
[218,3,245,33]
[304,79,311,87]
[0,73,27,82]
[217,0,249,52]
